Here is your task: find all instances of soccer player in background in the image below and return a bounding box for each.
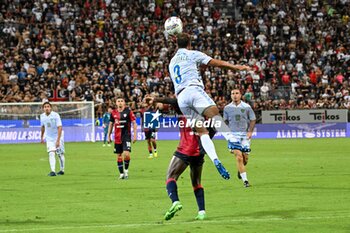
[108,98,137,179]
[223,89,256,187]
[169,33,251,180]
[140,98,159,159]
[102,106,112,147]
[148,97,210,221]
[40,102,65,176]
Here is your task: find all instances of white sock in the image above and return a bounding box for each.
[58,154,65,171]
[198,210,206,215]
[240,172,248,182]
[49,151,56,172]
[212,115,235,142]
[200,134,218,162]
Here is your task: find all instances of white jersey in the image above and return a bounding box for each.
[169,48,212,95]
[223,101,256,136]
[40,111,62,142]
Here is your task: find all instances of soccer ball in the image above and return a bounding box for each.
[164,16,183,36]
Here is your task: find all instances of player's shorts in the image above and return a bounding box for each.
[229,135,251,153]
[46,137,65,154]
[177,85,216,121]
[174,151,204,167]
[144,129,156,140]
[114,138,132,154]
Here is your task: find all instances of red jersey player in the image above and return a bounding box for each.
[108,98,137,179]
[147,97,215,221]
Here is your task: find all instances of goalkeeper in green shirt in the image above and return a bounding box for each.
[102,107,112,147]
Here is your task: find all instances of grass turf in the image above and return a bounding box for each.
[0,139,350,233]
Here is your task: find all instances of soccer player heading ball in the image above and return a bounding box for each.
[168,32,251,180]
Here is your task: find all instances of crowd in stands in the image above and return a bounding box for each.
[0,0,349,122]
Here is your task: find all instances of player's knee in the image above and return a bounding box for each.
[124,152,130,160]
[235,152,244,162]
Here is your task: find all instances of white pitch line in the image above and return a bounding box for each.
[0,215,349,232]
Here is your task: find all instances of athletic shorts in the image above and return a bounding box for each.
[46,137,65,154]
[114,139,131,154]
[177,86,216,121]
[174,151,204,167]
[144,130,156,140]
[229,135,251,153]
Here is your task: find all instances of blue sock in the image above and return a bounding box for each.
[117,158,123,174]
[124,159,130,170]
[194,186,205,211]
[166,179,179,203]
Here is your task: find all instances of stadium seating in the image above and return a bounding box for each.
[0,0,349,122]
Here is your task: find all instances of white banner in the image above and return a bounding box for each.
[262,109,348,124]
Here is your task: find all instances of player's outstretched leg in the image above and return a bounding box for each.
[197,130,230,180]
[164,201,183,221]
[214,159,230,179]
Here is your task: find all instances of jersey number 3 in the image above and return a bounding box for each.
[174,65,182,84]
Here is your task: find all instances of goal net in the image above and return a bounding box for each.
[0,102,95,144]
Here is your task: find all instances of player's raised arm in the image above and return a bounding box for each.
[153,97,177,106]
[149,97,182,115]
[208,59,251,71]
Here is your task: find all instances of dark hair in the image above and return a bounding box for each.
[42,101,52,108]
[231,88,241,94]
[177,33,190,48]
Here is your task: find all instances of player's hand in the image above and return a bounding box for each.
[56,141,60,148]
[40,138,44,144]
[108,137,111,144]
[247,132,253,139]
[132,136,137,144]
[102,124,106,128]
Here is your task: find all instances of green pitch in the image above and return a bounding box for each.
[0,139,350,233]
